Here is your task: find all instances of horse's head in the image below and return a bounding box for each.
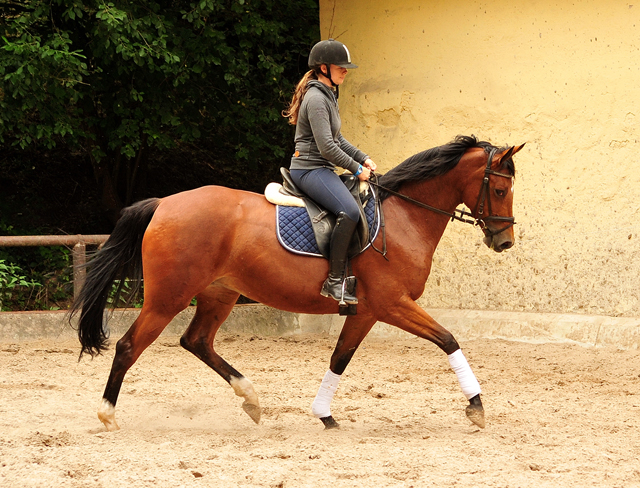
[463,144,525,253]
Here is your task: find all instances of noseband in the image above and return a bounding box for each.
[369,148,515,238]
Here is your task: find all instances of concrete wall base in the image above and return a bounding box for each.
[1,305,638,349]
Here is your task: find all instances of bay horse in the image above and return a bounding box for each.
[70,135,524,432]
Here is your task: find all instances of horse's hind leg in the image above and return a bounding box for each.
[99,308,178,431]
[179,286,261,424]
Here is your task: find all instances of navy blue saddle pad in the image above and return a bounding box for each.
[276,193,380,257]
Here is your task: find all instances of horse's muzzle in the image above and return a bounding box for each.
[483,233,514,253]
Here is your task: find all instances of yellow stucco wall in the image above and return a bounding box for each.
[320,0,640,316]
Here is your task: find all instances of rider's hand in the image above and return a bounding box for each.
[363,158,377,172]
[357,165,371,181]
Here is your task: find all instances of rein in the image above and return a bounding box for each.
[367,148,515,257]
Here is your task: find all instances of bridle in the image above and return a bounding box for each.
[471,147,516,237]
[368,147,516,243]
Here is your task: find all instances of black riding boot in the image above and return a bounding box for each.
[321,212,358,304]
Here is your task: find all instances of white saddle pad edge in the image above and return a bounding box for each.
[265,182,306,207]
[264,181,370,208]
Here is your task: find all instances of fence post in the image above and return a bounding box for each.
[0,235,109,302]
[72,241,86,300]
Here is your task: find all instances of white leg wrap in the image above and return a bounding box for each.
[448,349,482,400]
[311,370,341,418]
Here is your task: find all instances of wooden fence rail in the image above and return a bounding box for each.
[0,235,110,300]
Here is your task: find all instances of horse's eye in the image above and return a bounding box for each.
[495,189,506,197]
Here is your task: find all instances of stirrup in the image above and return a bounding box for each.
[321,277,358,305]
[338,278,358,306]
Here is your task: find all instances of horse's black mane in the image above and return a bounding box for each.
[377,135,514,200]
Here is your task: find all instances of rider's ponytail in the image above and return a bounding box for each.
[282,69,318,125]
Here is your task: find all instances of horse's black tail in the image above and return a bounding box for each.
[69,198,161,358]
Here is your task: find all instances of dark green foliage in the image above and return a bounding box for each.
[0,0,319,310]
[1,0,318,212]
[0,258,41,311]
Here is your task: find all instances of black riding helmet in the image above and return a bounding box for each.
[308,39,357,96]
[308,39,358,70]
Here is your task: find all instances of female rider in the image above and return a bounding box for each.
[283,39,377,305]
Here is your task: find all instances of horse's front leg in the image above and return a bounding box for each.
[312,314,377,429]
[379,297,485,429]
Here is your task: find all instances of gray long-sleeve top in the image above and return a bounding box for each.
[290,80,368,174]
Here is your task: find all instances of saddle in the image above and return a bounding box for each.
[270,167,374,259]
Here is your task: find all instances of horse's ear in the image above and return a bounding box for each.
[495,143,525,164]
[510,143,526,156]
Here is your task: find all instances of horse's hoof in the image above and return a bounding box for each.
[99,416,120,432]
[230,376,261,424]
[320,416,340,429]
[98,399,120,431]
[465,404,485,429]
[242,402,261,424]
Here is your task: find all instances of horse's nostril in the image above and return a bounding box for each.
[500,241,513,250]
